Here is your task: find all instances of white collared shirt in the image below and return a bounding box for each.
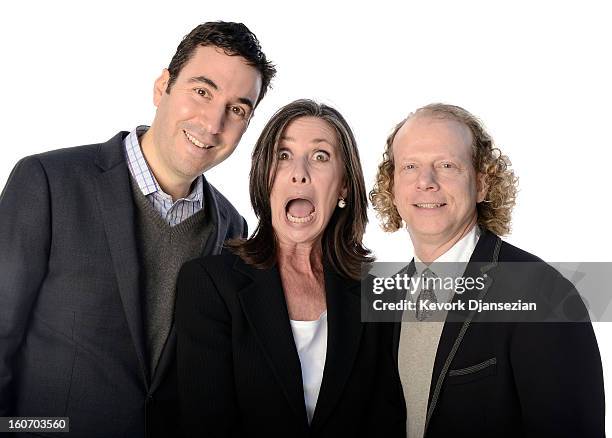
[411,225,482,305]
[124,126,204,226]
[414,224,481,266]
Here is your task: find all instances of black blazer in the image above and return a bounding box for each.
[175,254,406,438]
[394,229,605,438]
[0,132,246,437]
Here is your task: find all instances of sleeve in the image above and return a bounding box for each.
[174,260,239,438]
[225,213,247,241]
[510,275,605,437]
[0,156,52,415]
[240,217,248,239]
[364,322,407,437]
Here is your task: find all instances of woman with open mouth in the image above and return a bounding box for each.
[174,99,405,437]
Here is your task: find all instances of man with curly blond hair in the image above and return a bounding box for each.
[370,104,604,438]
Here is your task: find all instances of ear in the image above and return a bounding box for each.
[476,172,488,203]
[153,69,170,107]
[340,180,348,200]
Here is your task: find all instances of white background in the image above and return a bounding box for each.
[1,0,610,431]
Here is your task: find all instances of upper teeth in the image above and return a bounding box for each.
[184,131,212,149]
[416,203,444,208]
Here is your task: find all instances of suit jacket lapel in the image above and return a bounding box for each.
[235,260,309,426]
[424,230,502,433]
[199,175,223,257]
[94,132,149,387]
[310,269,363,431]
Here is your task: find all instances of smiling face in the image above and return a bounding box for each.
[392,115,487,247]
[143,45,262,193]
[269,116,347,247]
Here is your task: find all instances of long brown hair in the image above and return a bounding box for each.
[228,99,373,280]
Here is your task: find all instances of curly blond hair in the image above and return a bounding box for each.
[369,103,518,236]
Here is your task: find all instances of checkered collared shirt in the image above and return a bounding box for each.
[123,126,204,226]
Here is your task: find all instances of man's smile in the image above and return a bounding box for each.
[183,129,214,149]
[414,202,447,209]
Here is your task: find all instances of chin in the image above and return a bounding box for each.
[409,217,445,231]
[276,223,325,246]
[289,229,323,244]
[409,224,449,239]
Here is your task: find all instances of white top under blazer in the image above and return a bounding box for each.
[290,311,328,424]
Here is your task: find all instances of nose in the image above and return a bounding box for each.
[201,104,225,135]
[416,167,439,191]
[291,159,311,185]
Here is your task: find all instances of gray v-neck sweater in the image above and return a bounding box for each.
[130,179,213,376]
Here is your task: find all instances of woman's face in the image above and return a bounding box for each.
[269,116,347,247]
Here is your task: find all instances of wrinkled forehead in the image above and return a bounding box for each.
[279,116,339,148]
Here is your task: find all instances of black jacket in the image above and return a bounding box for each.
[394,229,605,437]
[0,132,246,437]
[175,254,406,438]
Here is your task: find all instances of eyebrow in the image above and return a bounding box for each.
[188,76,218,90]
[188,75,255,111]
[280,136,333,145]
[237,97,255,111]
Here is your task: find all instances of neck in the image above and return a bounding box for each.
[277,239,323,275]
[140,128,193,200]
[411,217,477,264]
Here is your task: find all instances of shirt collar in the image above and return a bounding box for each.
[414,225,481,278]
[123,125,204,203]
[124,125,159,196]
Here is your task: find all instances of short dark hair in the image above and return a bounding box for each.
[227,99,373,280]
[166,21,276,107]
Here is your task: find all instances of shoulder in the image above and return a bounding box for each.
[205,181,243,223]
[495,236,566,283]
[35,143,99,166]
[481,230,566,289]
[3,142,104,195]
[176,254,264,322]
[178,253,252,294]
[15,132,128,177]
[497,238,544,263]
[2,134,129,208]
[204,180,247,239]
[8,144,97,176]
[494,236,588,318]
[182,253,242,275]
[496,237,563,281]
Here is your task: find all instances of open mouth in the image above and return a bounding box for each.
[285,198,316,224]
[184,130,214,149]
[414,203,447,209]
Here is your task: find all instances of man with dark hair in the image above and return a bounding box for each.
[0,21,275,437]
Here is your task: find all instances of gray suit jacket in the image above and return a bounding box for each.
[0,132,247,437]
